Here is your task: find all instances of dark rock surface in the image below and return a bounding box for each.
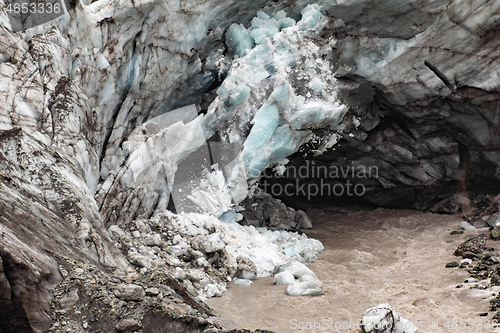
[260,1,500,212]
[0,128,128,332]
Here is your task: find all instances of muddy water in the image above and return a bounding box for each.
[207,208,500,333]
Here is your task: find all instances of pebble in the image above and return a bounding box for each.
[491,227,500,239]
[446,262,460,268]
[74,267,84,275]
[115,319,142,332]
[145,287,159,296]
[114,284,145,301]
[59,267,69,279]
[450,230,464,235]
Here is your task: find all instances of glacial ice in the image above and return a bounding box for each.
[297,4,324,31]
[205,4,348,182]
[1,0,349,299]
[273,271,295,285]
[158,211,323,299]
[226,24,255,57]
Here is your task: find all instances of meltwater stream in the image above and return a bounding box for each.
[207,208,498,333]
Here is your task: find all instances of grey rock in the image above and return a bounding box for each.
[108,225,126,241]
[114,284,145,302]
[461,221,477,231]
[295,210,313,229]
[59,288,80,310]
[145,287,159,297]
[127,253,152,269]
[235,256,258,280]
[0,129,129,331]
[488,212,500,228]
[115,319,142,332]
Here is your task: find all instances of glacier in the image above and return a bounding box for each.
[2,0,500,330]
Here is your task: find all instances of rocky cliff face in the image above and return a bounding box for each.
[1,0,500,331]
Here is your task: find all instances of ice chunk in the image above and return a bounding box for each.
[233,278,253,286]
[460,220,476,231]
[226,23,255,57]
[201,232,225,253]
[278,261,314,278]
[297,4,324,31]
[241,270,257,280]
[273,271,295,285]
[273,10,287,20]
[286,274,324,296]
[278,17,296,30]
[308,77,326,92]
[242,103,280,168]
[256,11,271,20]
[249,14,279,45]
[229,85,251,106]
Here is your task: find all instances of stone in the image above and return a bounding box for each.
[114,284,145,302]
[491,227,500,240]
[461,251,479,260]
[491,273,500,285]
[108,225,126,241]
[450,230,464,235]
[115,319,142,332]
[361,303,417,333]
[446,262,460,268]
[59,288,80,310]
[454,235,487,256]
[488,212,500,228]
[235,256,258,280]
[127,254,152,269]
[145,287,159,297]
[295,210,313,229]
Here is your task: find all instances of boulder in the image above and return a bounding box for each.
[361,303,417,333]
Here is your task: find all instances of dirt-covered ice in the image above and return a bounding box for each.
[207,208,500,333]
